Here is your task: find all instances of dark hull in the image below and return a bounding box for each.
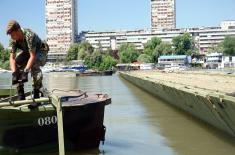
[0,93,111,153]
[77,70,113,76]
[100,70,113,76]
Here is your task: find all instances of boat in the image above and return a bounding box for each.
[0,88,16,98]
[0,89,111,153]
[62,65,88,72]
[100,70,113,76]
[76,70,113,76]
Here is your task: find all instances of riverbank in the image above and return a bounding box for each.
[119,70,235,137]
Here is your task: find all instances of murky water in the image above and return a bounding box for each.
[0,72,235,155]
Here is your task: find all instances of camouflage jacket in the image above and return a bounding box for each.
[9,28,43,54]
[9,28,49,66]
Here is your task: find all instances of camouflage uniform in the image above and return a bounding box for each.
[9,28,48,90]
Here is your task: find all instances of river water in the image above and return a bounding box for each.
[0,72,235,155]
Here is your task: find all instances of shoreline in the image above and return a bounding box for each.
[126,70,235,95]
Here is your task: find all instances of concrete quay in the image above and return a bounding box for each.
[119,70,235,137]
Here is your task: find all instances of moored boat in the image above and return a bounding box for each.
[0,90,111,153]
[76,70,113,76]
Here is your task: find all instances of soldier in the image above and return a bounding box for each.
[6,20,49,101]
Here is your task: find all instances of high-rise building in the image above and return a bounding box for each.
[151,0,176,31]
[45,0,78,60]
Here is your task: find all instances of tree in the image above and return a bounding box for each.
[107,47,118,59]
[172,33,194,55]
[0,60,10,70]
[155,42,174,56]
[77,49,86,60]
[144,37,162,52]
[0,43,10,69]
[206,41,223,54]
[118,43,140,63]
[66,43,79,60]
[99,55,118,71]
[137,54,152,63]
[77,41,94,60]
[1,49,10,62]
[222,36,235,56]
[84,49,102,69]
[0,43,4,60]
[66,41,94,61]
[78,41,94,55]
[144,37,162,62]
[153,42,174,62]
[0,43,4,51]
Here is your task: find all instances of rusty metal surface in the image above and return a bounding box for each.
[51,89,111,107]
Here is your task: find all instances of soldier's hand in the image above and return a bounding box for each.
[12,72,19,85]
[21,69,29,83]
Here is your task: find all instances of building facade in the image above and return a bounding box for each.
[45,0,78,60]
[220,20,235,30]
[158,55,191,67]
[151,0,176,30]
[80,21,235,54]
[197,26,235,52]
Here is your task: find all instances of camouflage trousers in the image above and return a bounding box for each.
[15,51,44,90]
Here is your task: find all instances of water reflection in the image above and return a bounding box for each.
[77,75,177,155]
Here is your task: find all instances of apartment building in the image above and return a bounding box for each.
[198,26,235,52]
[84,29,152,51]
[45,0,78,60]
[205,52,235,69]
[220,20,235,29]
[151,0,176,30]
[80,21,235,53]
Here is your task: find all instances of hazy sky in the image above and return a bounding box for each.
[0,0,235,47]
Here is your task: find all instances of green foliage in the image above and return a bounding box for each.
[137,54,152,63]
[66,41,94,61]
[77,49,86,60]
[0,43,4,51]
[77,41,94,57]
[91,50,103,69]
[144,37,162,52]
[99,55,118,71]
[172,33,194,55]
[118,43,140,63]
[222,36,235,56]
[84,49,117,71]
[144,37,162,62]
[155,42,173,56]
[0,60,10,70]
[0,43,10,69]
[66,43,79,61]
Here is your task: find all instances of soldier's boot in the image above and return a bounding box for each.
[17,85,25,100]
[28,89,41,109]
[33,89,40,99]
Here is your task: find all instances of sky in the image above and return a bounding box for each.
[0,0,235,48]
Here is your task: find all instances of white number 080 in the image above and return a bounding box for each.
[38,116,57,126]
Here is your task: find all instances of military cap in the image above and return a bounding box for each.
[6,20,21,35]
